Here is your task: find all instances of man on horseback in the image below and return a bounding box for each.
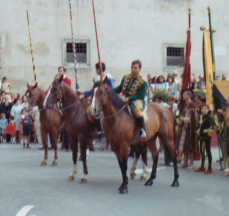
[113,60,148,138]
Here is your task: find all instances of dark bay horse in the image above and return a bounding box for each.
[44,76,95,182]
[90,79,179,194]
[25,83,62,166]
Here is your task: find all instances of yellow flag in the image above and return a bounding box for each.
[203,29,214,110]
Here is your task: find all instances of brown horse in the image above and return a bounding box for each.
[44,76,95,182]
[25,83,62,166]
[90,79,179,194]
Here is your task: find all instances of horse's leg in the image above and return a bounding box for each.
[140,142,148,181]
[40,129,48,166]
[115,144,129,194]
[162,135,179,187]
[79,139,88,183]
[145,138,158,186]
[67,138,78,180]
[129,145,140,180]
[51,129,58,166]
[117,157,128,194]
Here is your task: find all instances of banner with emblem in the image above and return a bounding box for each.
[213,80,229,110]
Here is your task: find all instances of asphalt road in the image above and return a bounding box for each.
[0,142,229,216]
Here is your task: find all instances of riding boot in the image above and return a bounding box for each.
[91,118,104,137]
[137,116,146,138]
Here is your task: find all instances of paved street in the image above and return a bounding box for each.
[0,142,229,216]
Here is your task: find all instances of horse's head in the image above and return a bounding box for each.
[90,77,108,117]
[44,75,64,109]
[24,82,38,111]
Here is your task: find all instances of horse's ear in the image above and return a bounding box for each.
[103,76,108,84]
[33,82,38,89]
[27,82,30,88]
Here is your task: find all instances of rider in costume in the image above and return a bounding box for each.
[113,60,148,138]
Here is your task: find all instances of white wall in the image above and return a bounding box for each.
[0,0,229,94]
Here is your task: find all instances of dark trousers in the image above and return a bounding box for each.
[200,138,212,170]
[62,130,70,150]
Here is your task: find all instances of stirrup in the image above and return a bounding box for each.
[139,128,146,138]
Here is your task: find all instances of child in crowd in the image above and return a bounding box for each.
[0,113,8,142]
[167,96,178,117]
[21,113,32,148]
[1,77,12,93]
[4,116,16,143]
[196,103,216,174]
[19,109,26,143]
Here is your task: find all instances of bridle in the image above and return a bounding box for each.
[93,86,127,120]
[55,82,81,112]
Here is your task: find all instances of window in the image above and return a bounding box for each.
[163,44,185,71]
[63,38,90,68]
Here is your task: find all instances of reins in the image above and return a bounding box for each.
[102,104,128,119]
[95,89,128,119]
[58,83,81,112]
[59,100,81,112]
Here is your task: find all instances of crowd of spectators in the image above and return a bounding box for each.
[0,77,36,147]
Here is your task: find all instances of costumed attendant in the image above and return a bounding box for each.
[5,116,16,143]
[176,89,198,170]
[195,103,216,174]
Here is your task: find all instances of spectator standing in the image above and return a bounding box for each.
[1,77,12,93]
[4,116,16,143]
[0,113,8,143]
[197,75,206,89]
[10,99,23,143]
[222,73,227,80]
[167,76,177,98]
[21,113,33,148]
[1,93,12,121]
[156,75,168,92]
[167,96,178,117]
[149,76,157,101]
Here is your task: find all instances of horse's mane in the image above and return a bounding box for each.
[62,81,79,101]
[108,89,129,115]
[93,81,129,114]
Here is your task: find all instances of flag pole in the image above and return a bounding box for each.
[92,0,103,81]
[207,6,216,80]
[69,0,79,90]
[26,10,37,84]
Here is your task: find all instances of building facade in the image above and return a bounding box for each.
[0,0,228,94]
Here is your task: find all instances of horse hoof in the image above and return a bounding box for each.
[144,179,153,186]
[171,179,179,187]
[130,173,136,180]
[139,175,146,181]
[119,187,128,194]
[40,161,47,166]
[67,175,75,181]
[80,178,87,183]
[51,161,58,166]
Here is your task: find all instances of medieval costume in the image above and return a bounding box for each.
[196,103,217,174]
[176,89,199,168]
[113,73,148,137]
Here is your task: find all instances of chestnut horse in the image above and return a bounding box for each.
[25,83,62,166]
[44,76,95,182]
[90,80,179,194]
